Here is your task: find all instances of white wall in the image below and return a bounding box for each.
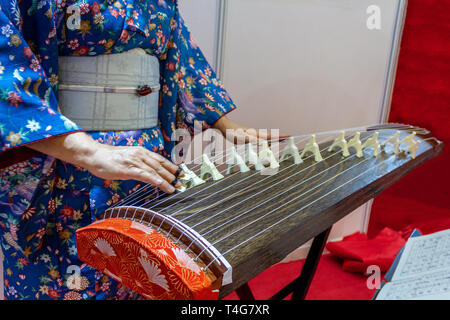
[222,0,402,132]
[179,0,220,69]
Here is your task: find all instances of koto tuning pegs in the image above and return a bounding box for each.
[400,132,420,159]
[381,131,401,154]
[347,132,364,158]
[362,132,380,157]
[328,131,350,157]
[200,154,224,181]
[300,135,323,162]
[280,137,303,164]
[226,146,250,174]
[258,141,280,169]
[246,143,265,171]
[177,163,205,191]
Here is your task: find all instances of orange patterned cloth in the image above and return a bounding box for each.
[76,218,218,300]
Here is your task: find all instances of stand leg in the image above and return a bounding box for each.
[270,227,332,300]
[235,283,255,300]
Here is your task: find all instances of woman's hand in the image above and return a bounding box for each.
[27,132,181,194]
[213,116,290,143]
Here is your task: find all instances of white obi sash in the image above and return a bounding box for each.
[58,48,160,131]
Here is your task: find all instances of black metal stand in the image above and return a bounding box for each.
[235,283,256,300]
[235,227,332,301]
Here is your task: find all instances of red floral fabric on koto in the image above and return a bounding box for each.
[76,218,218,300]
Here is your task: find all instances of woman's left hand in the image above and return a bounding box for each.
[213,116,290,143]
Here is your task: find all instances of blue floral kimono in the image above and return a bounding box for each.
[0,0,236,299]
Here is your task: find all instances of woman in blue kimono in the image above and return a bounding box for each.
[0,0,272,299]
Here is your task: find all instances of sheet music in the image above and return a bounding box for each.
[392,229,450,281]
[376,270,450,300]
[376,229,450,300]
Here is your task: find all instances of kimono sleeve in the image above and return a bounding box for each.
[160,6,237,135]
[0,10,83,167]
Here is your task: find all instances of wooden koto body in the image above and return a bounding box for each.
[76,123,443,299]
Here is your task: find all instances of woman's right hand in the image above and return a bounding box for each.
[27,132,181,194]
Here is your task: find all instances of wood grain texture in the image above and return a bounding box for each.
[106,124,443,298]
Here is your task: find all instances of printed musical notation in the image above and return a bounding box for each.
[376,270,450,300]
[393,229,450,281]
[376,229,450,300]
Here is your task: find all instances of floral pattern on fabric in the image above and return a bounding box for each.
[0,0,235,156]
[76,218,218,300]
[0,0,236,300]
[1,128,164,300]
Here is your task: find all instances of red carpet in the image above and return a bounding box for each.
[226,0,450,300]
[224,254,380,300]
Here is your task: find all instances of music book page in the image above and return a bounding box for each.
[376,229,450,300]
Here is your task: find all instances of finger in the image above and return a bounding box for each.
[125,167,176,194]
[142,157,182,188]
[148,151,181,176]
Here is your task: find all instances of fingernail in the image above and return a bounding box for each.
[174,181,182,188]
[168,185,175,193]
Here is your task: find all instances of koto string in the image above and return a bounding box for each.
[128,140,269,209]
[123,126,427,211]
[144,135,311,230]
[110,143,237,209]
[108,125,382,233]
[108,126,374,233]
[203,152,396,270]
[117,131,289,208]
[142,135,312,215]
[204,134,438,264]
[189,135,374,258]
[159,129,356,218]
[99,126,425,273]
[169,132,369,243]
[178,133,373,248]
[168,131,434,236]
[109,124,372,210]
[150,135,322,231]
[163,135,322,237]
[124,129,367,231]
[111,145,234,209]
[112,135,276,209]
[110,147,230,208]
